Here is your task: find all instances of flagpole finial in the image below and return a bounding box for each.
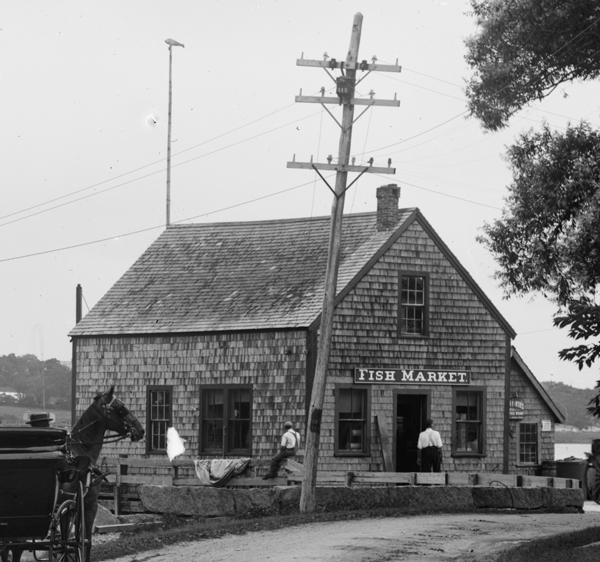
[165,38,185,48]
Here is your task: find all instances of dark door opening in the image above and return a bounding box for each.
[396,394,427,472]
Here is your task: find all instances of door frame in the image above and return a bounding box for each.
[393,389,431,472]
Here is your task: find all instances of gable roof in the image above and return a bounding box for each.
[511,347,566,423]
[70,210,413,336]
[69,208,515,338]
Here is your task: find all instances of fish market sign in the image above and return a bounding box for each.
[354,368,470,385]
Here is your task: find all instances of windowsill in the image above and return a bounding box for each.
[334,451,370,457]
[398,333,430,339]
[451,452,486,458]
[200,452,253,457]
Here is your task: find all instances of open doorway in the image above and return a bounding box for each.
[395,392,428,472]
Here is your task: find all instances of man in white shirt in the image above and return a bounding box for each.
[417,418,443,472]
[263,421,301,479]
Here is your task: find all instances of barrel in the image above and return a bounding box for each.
[541,460,557,477]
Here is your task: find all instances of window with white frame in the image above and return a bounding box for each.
[453,387,486,456]
[398,272,429,336]
[147,386,172,454]
[519,422,539,464]
[335,386,370,456]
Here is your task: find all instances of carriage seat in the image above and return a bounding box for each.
[0,428,69,540]
[0,427,67,454]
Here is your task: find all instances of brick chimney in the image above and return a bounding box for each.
[376,184,401,230]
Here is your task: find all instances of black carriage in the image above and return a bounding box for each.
[0,427,86,562]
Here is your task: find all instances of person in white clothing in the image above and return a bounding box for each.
[263,421,301,479]
[417,418,443,472]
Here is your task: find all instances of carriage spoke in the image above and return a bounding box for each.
[590,468,600,504]
[1,389,142,562]
[53,483,86,562]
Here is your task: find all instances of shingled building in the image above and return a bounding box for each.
[69,184,563,475]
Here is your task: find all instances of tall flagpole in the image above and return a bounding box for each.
[165,38,184,227]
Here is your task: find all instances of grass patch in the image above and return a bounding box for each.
[492,526,600,562]
[0,405,71,428]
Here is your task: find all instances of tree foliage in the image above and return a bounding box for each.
[478,123,600,371]
[465,0,600,130]
[0,354,71,409]
[467,2,600,400]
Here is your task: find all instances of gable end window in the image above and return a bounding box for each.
[452,387,486,457]
[335,385,370,456]
[398,272,429,337]
[200,385,252,456]
[146,386,172,455]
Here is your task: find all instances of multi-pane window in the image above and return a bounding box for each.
[519,422,539,464]
[200,386,252,455]
[453,389,485,455]
[336,386,369,455]
[399,273,428,336]
[202,389,224,451]
[228,387,251,451]
[147,386,172,453]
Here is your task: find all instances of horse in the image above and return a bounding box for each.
[1,386,145,562]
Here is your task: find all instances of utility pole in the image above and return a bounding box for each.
[287,13,401,513]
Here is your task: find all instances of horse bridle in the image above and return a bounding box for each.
[70,393,136,445]
[100,394,138,442]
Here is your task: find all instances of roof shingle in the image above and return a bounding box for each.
[70,210,415,336]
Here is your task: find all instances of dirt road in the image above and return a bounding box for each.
[100,507,600,562]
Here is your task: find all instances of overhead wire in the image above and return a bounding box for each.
[5,20,600,260]
[362,41,600,180]
[0,174,334,263]
[0,109,322,228]
[8,15,600,228]
[374,174,502,211]
[6,36,593,230]
[366,23,600,216]
[0,100,301,223]
[350,100,374,214]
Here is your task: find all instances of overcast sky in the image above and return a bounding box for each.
[1,0,599,389]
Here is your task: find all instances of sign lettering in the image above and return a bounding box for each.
[354,368,471,385]
[509,399,525,420]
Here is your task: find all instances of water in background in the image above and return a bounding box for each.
[555,443,591,460]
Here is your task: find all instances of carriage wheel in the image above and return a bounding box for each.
[584,463,600,504]
[54,483,86,562]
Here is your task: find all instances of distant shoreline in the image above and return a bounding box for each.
[554,430,600,444]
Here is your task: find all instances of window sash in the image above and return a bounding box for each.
[336,387,369,455]
[228,387,251,451]
[399,273,428,336]
[519,423,539,464]
[202,389,224,452]
[453,389,485,455]
[200,386,252,455]
[148,387,172,453]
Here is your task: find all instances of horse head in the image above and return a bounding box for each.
[95,386,145,442]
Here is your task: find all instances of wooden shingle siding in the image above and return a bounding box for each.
[509,362,556,473]
[72,202,558,479]
[75,330,307,463]
[325,220,508,473]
